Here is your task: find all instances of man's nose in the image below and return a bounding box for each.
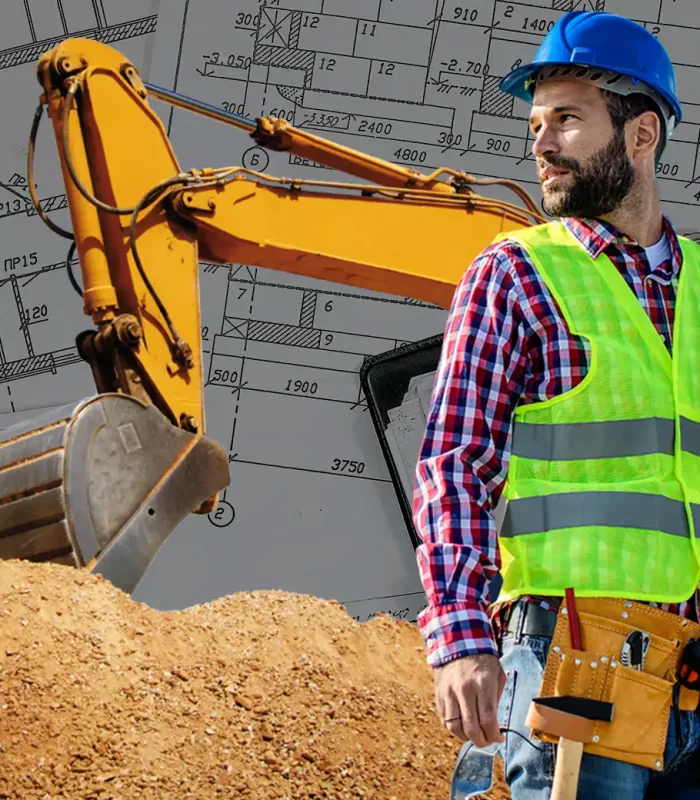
[532,125,559,159]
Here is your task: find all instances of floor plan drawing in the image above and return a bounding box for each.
[1,0,700,620]
[75,0,698,617]
[0,0,160,415]
[152,0,700,229]
[135,0,700,618]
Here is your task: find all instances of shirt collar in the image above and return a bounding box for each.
[561,215,682,277]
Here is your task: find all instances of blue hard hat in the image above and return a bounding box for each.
[499,10,682,127]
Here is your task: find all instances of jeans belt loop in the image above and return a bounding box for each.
[515,599,528,644]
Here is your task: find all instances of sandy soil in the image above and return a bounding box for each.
[0,559,509,799]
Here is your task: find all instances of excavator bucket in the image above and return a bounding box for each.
[0,394,229,595]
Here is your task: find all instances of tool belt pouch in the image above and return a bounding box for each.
[533,598,700,771]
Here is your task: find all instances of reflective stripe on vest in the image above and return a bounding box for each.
[682,418,700,457]
[511,417,700,460]
[512,417,674,460]
[501,492,693,538]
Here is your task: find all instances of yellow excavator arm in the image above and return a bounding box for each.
[0,38,543,594]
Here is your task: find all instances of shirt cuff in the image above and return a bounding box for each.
[416,601,498,667]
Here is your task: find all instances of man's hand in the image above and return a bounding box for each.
[434,654,506,747]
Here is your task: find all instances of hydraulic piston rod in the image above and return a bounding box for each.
[142,80,457,192]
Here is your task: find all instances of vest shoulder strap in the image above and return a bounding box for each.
[678,235,700,269]
[492,220,567,248]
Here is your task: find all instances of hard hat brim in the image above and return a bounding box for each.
[499,61,683,126]
[498,63,547,105]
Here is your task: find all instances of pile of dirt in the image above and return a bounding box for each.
[0,559,509,799]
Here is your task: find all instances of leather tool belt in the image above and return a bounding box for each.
[527,597,700,771]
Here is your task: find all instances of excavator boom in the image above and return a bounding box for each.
[0,37,543,593]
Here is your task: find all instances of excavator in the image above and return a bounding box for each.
[0,37,545,595]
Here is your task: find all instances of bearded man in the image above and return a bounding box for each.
[413,10,700,798]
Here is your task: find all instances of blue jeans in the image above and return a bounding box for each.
[451,603,700,799]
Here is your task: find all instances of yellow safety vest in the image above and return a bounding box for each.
[494,221,700,603]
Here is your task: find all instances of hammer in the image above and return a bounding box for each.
[526,694,615,800]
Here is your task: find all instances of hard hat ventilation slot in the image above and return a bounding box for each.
[575,67,588,77]
[589,72,603,81]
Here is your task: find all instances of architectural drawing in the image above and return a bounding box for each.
[2,0,700,620]
[153,0,700,228]
[0,0,159,413]
[137,0,700,619]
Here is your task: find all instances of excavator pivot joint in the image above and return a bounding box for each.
[120,63,147,98]
[251,117,292,151]
[114,315,143,348]
[180,413,199,433]
[175,189,216,215]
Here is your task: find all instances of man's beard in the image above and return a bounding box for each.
[541,129,635,218]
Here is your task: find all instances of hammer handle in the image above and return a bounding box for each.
[552,737,584,800]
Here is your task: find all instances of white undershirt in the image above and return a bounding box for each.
[643,231,671,271]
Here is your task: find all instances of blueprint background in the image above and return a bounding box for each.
[2,0,700,621]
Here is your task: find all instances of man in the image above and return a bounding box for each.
[413,10,700,798]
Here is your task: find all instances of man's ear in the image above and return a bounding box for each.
[629,110,661,162]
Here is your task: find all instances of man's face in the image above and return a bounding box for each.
[530,79,634,218]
